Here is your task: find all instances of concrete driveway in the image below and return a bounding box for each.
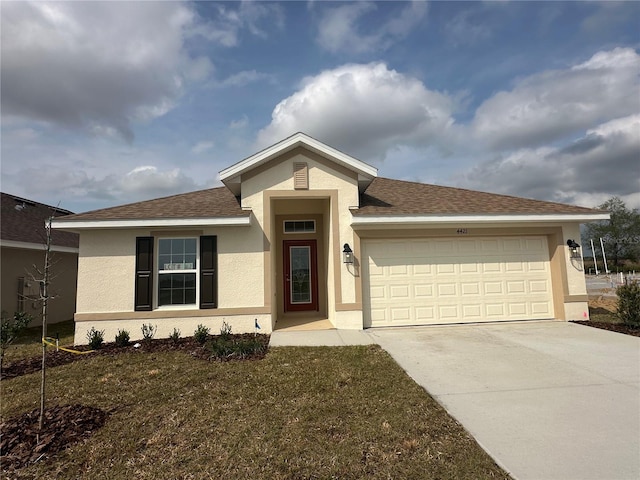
[368,321,640,480]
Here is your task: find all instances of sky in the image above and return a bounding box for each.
[1,0,639,214]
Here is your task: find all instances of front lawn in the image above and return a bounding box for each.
[1,343,509,479]
[2,319,75,364]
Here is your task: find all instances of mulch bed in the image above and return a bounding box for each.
[572,321,640,337]
[0,404,109,471]
[1,334,270,381]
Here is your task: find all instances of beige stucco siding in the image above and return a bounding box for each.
[76,229,139,313]
[1,246,77,326]
[560,223,589,320]
[215,226,264,308]
[240,149,362,327]
[76,226,264,314]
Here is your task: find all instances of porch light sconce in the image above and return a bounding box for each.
[567,239,581,259]
[342,243,354,264]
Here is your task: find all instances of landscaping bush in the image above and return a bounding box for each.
[194,324,210,345]
[169,327,181,343]
[86,327,105,350]
[220,321,232,339]
[141,323,157,341]
[114,329,130,347]
[617,281,640,327]
[208,335,267,360]
[1,311,33,369]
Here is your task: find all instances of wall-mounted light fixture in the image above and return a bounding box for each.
[342,243,354,264]
[566,239,581,259]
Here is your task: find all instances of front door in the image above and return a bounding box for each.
[283,240,318,312]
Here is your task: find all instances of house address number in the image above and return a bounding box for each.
[456,229,468,234]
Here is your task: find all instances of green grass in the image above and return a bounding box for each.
[2,320,75,364]
[1,344,509,479]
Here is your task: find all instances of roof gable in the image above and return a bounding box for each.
[219,132,377,196]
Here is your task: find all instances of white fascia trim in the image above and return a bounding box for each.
[351,213,610,226]
[0,239,79,253]
[50,216,251,230]
[219,132,378,181]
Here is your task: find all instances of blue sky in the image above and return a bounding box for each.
[2,1,639,213]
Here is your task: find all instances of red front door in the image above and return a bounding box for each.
[283,240,318,312]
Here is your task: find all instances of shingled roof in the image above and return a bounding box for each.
[59,187,247,221]
[54,177,603,224]
[353,177,604,216]
[1,193,79,248]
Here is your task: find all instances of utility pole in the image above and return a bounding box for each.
[590,239,599,275]
[599,237,609,274]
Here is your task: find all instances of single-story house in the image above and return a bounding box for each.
[52,133,608,344]
[1,192,79,326]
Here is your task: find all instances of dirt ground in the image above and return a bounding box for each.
[588,296,617,313]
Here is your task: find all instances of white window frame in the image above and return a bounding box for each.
[155,237,199,310]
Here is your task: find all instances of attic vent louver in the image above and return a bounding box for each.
[293,162,308,190]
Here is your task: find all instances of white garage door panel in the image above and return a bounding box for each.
[363,236,554,326]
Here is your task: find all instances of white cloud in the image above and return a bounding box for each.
[118,165,197,197]
[188,2,284,47]
[458,114,640,208]
[1,1,212,142]
[445,9,492,46]
[219,70,275,88]
[257,62,455,160]
[229,115,249,130]
[191,141,215,155]
[316,1,427,54]
[472,48,640,150]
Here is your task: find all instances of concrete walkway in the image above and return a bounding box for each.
[270,321,640,480]
[269,328,375,346]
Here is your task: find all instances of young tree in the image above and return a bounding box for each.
[25,214,56,435]
[583,197,640,266]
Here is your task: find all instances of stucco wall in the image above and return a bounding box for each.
[76,225,264,314]
[561,223,589,320]
[240,149,361,323]
[74,313,271,345]
[1,246,77,326]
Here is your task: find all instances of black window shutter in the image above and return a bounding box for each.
[135,237,154,311]
[200,236,217,309]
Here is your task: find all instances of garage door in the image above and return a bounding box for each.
[362,236,554,326]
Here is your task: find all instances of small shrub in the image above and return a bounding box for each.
[209,335,267,360]
[1,311,33,366]
[194,324,210,345]
[617,281,640,327]
[86,327,105,350]
[141,323,157,341]
[169,327,181,343]
[114,329,130,347]
[220,321,232,339]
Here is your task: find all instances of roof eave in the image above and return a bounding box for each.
[350,212,610,227]
[51,215,252,231]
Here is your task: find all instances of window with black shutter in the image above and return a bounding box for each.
[135,237,154,311]
[199,235,217,309]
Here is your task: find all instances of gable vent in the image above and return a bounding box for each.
[293,162,308,190]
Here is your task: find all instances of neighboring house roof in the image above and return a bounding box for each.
[354,177,605,217]
[53,187,249,228]
[219,132,378,196]
[1,193,79,249]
